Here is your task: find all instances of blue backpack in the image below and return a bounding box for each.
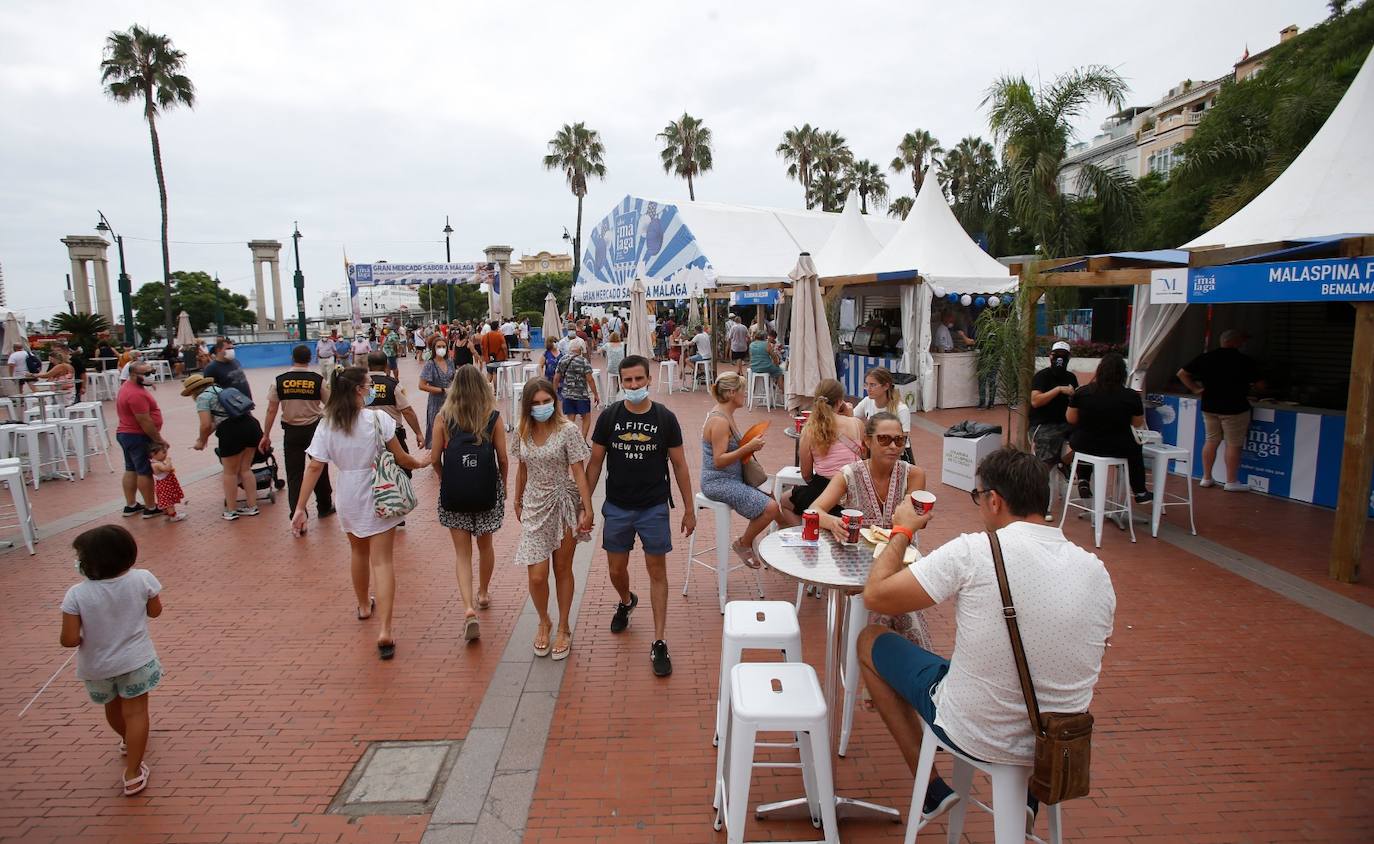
[24,351,41,374]
[216,386,255,418]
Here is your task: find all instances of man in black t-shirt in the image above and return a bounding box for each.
[1178,329,1261,491]
[203,339,253,399]
[586,354,696,677]
[1029,341,1080,473]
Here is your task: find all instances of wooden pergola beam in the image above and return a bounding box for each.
[1031,268,1154,287]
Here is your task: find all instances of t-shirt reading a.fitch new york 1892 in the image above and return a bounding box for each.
[592,400,683,510]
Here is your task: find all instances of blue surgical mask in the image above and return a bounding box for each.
[364,386,377,405]
[624,386,650,404]
[531,403,555,422]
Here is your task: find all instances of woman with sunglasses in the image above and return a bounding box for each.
[811,411,932,647]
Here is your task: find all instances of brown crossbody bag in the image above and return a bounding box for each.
[987,529,1094,804]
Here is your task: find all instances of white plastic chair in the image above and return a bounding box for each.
[683,493,764,614]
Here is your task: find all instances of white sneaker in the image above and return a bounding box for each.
[1224,482,1248,492]
[169,511,188,522]
[1199,478,1215,488]
[235,505,260,516]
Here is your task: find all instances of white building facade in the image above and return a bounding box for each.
[318,286,421,321]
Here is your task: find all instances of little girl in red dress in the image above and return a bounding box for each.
[148,443,187,522]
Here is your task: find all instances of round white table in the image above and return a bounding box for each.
[754,527,901,824]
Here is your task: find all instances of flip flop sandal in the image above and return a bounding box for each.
[476,594,491,610]
[122,762,149,796]
[551,632,572,661]
[118,740,127,756]
[463,616,481,642]
[377,641,396,660]
[357,596,375,621]
[731,541,761,569]
[533,621,552,657]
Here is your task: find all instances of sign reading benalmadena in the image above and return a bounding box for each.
[1187,257,1374,304]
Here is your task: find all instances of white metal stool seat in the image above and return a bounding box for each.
[0,457,36,554]
[65,401,111,446]
[656,359,677,394]
[715,662,840,844]
[1060,452,1136,548]
[56,417,113,479]
[906,718,1062,844]
[683,493,764,614]
[746,370,775,411]
[1143,442,1196,538]
[604,369,622,402]
[689,357,714,391]
[10,423,74,489]
[715,600,803,746]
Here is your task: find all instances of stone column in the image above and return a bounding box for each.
[269,258,284,330]
[484,245,514,321]
[70,258,91,314]
[60,236,110,317]
[248,241,284,331]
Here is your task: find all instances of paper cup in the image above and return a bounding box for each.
[910,490,936,515]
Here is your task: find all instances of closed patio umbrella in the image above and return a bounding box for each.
[784,253,835,411]
[174,311,195,347]
[542,292,561,347]
[688,295,701,331]
[625,277,653,359]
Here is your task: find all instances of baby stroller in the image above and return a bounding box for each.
[237,446,286,505]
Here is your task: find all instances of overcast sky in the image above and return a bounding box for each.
[0,0,1330,322]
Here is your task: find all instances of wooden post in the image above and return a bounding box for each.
[1329,301,1374,583]
[1016,280,1040,452]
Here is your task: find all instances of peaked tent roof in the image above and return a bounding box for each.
[1183,47,1374,249]
[859,173,1017,293]
[813,191,884,277]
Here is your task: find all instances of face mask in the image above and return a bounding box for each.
[133,374,147,385]
[364,386,377,405]
[531,403,555,422]
[223,348,236,360]
[435,347,448,358]
[73,558,84,575]
[1051,355,1068,369]
[624,386,650,404]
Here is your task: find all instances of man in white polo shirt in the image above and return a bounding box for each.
[857,447,1115,825]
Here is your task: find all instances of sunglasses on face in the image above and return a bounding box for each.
[969,487,995,505]
[873,434,906,447]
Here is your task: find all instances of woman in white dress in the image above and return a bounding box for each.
[291,366,430,660]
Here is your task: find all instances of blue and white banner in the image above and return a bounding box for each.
[732,289,780,306]
[574,196,716,302]
[1146,394,1374,517]
[1153,257,1374,304]
[347,262,499,292]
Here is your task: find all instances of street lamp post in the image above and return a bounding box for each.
[213,274,226,337]
[95,211,136,346]
[292,222,307,339]
[443,217,455,323]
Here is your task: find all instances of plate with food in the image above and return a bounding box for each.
[739,421,770,446]
[860,526,891,545]
[872,540,921,565]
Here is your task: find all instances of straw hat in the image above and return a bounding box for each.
[181,374,215,396]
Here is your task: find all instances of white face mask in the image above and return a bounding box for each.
[434,347,447,358]
[223,348,236,361]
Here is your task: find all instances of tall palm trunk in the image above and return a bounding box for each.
[687,172,695,201]
[573,193,584,284]
[145,97,175,341]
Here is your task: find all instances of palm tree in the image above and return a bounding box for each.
[52,312,112,356]
[807,131,853,211]
[101,24,195,342]
[938,136,1002,236]
[888,196,914,220]
[890,130,943,194]
[844,159,889,214]
[777,124,819,207]
[542,123,607,285]
[984,65,1139,257]
[657,113,713,200]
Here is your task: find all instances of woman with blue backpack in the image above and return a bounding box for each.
[185,373,265,522]
[431,364,507,643]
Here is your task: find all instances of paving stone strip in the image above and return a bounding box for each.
[16,463,225,544]
[421,485,605,844]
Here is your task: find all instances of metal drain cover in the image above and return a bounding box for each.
[329,740,461,816]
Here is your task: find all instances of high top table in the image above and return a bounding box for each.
[753,527,902,824]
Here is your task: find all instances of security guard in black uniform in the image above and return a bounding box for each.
[366,351,424,475]
[260,344,334,518]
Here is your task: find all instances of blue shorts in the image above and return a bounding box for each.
[562,397,592,416]
[386,355,398,369]
[601,500,672,555]
[689,354,709,363]
[83,657,162,704]
[116,432,153,476]
[870,632,979,760]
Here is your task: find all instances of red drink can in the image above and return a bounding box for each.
[841,509,863,544]
[802,509,820,541]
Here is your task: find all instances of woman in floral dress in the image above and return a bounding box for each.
[511,378,594,659]
[418,334,455,447]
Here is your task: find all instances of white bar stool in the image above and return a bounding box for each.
[837,593,867,757]
[0,457,36,554]
[715,600,803,747]
[656,359,677,393]
[1143,442,1196,538]
[683,492,764,614]
[590,368,602,405]
[1060,452,1136,548]
[57,417,112,479]
[746,370,774,411]
[905,718,1062,844]
[11,423,74,489]
[689,358,714,391]
[715,662,840,844]
[0,397,16,422]
[604,369,622,402]
[64,402,111,446]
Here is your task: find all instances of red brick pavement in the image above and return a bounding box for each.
[2,362,1372,842]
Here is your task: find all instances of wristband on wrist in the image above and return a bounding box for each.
[889,525,914,543]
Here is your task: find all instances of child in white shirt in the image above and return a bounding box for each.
[60,525,163,796]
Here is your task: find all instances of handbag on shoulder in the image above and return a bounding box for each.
[987,529,1094,804]
[371,412,417,519]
